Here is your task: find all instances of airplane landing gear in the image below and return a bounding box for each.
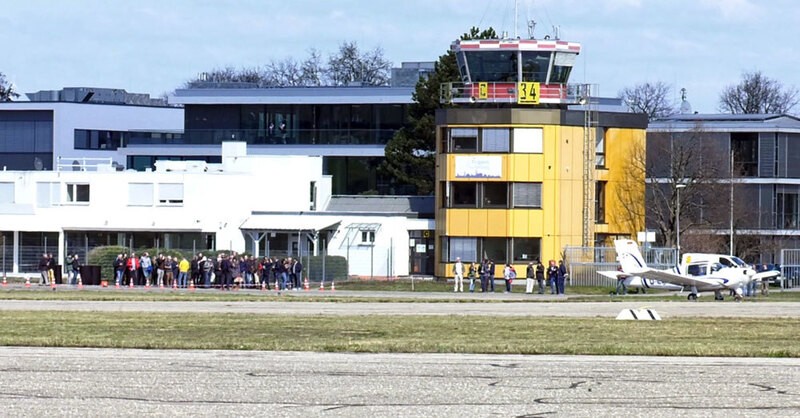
[714,290,724,301]
[688,293,698,301]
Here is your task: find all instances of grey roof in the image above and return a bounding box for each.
[171,86,414,105]
[649,113,800,132]
[325,195,434,217]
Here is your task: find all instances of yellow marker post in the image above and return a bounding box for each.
[517,82,540,104]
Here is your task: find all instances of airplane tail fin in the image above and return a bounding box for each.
[614,239,648,274]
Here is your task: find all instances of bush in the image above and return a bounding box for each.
[87,246,127,281]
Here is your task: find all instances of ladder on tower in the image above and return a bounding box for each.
[582,84,599,247]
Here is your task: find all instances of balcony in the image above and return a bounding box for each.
[127,129,398,147]
[440,82,592,105]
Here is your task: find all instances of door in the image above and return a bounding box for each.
[409,230,435,275]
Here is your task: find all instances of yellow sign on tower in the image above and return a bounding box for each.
[478,82,489,100]
[516,82,540,104]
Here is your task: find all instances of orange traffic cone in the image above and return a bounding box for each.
[330,281,335,292]
[173,279,178,290]
[1,276,6,287]
[77,278,83,290]
[25,277,31,288]
[303,277,310,291]
[129,277,134,289]
[51,280,57,290]
[261,280,266,291]
[274,280,279,292]
[319,281,325,291]
[189,280,195,292]
[159,281,164,289]
[115,281,120,289]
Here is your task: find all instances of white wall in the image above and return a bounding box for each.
[0,153,325,265]
[327,216,434,277]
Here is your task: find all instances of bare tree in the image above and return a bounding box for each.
[619,82,675,121]
[645,124,728,249]
[327,41,391,86]
[719,71,799,114]
[611,138,647,236]
[299,49,325,86]
[265,58,303,86]
[0,72,19,101]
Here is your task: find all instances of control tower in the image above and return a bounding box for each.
[441,37,587,106]
[435,33,648,282]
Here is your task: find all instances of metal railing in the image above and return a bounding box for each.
[126,128,398,147]
[564,245,678,287]
[56,157,115,172]
[440,82,592,105]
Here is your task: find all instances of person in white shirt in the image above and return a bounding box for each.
[452,257,465,292]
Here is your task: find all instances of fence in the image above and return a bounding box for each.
[780,249,800,289]
[564,245,678,287]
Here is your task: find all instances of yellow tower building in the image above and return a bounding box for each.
[436,38,646,279]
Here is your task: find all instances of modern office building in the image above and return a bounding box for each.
[647,113,800,262]
[168,85,415,195]
[0,87,183,171]
[435,37,647,278]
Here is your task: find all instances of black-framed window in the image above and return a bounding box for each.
[444,127,543,154]
[450,128,478,152]
[595,181,607,224]
[451,182,477,207]
[482,182,508,208]
[512,183,542,208]
[482,237,508,263]
[443,237,478,262]
[446,182,539,209]
[481,129,510,152]
[731,132,758,177]
[596,128,607,168]
[512,238,541,262]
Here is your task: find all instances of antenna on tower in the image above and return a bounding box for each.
[527,20,536,39]
[679,88,693,114]
[552,25,560,40]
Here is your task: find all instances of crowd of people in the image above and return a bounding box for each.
[112,252,304,290]
[451,257,568,294]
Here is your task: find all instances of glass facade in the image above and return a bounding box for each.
[75,129,185,150]
[0,111,53,170]
[184,103,406,146]
[323,156,415,195]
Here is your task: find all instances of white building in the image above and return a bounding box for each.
[0,143,433,279]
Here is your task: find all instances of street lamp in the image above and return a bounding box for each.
[676,183,687,257]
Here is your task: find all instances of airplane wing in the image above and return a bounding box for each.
[753,270,781,282]
[597,270,625,280]
[635,268,727,290]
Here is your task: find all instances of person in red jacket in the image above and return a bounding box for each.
[127,252,140,286]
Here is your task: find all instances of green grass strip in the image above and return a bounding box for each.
[1,311,798,357]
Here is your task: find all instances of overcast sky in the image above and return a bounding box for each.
[2,0,797,113]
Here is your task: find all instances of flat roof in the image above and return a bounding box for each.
[649,113,800,132]
[171,86,415,105]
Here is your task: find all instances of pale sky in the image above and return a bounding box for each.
[2,0,798,113]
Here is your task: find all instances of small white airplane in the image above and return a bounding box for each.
[600,239,780,301]
[598,274,683,293]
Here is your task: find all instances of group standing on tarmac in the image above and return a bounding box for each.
[112,252,304,290]
[453,257,567,295]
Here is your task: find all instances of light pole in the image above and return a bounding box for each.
[676,183,687,257]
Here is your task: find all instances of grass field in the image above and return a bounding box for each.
[1,311,797,357]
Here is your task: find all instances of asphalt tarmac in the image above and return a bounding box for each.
[0,348,798,417]
[1,298,799,318]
